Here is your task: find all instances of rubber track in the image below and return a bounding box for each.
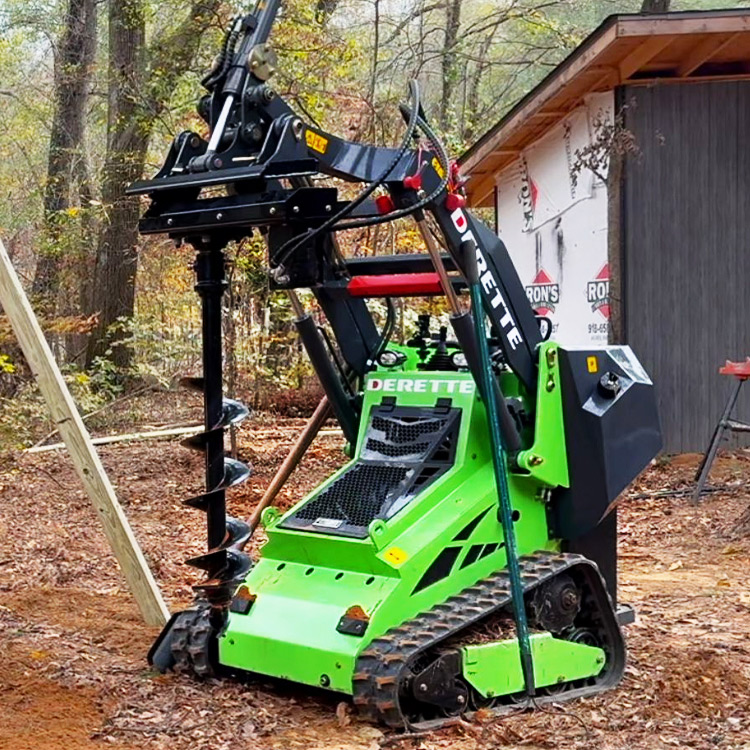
[171,605,216,678]
[352,551,624,730]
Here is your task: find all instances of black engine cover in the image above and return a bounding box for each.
[551,346,662,541]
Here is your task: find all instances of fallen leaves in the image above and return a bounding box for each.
[1,421,750,749]
[336,701,351,727]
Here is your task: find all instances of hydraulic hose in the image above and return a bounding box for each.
[449,312,522,453]
[415,215,522,452]
[333,112,451,231]
[271,80,424,270]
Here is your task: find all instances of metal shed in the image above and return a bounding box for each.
[460,9,750,454]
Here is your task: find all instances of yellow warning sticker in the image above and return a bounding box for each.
[432,156,445,179]
[587,356,599,374]
[383,547,409,567]
[305,130,329,154]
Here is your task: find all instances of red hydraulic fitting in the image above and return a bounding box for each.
[403,174,423,191]
[449,161,469,192]
[376,195,395,214]
[445,193,467,211]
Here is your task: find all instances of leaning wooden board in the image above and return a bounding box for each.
[0,239,169,626]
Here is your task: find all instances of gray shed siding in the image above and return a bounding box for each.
[622,80,750,453]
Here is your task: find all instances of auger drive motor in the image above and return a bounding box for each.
[134,0,662,730]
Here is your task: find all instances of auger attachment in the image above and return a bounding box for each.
[148,241,254,674]
[182,413,253,608]
[179,376,250,450]
[182,243,254,610]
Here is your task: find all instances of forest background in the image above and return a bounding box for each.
[0,0,738,446]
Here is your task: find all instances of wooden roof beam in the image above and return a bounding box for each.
[625,71,750,87]
[460,25,619,175]
[618,15,750,37]
[618,36,673,80]
[462,12,750,199]
[466,172,496,207]
[676,32,740,77]
[591,66,620,89]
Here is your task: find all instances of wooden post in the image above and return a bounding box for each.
[0,239,169,626]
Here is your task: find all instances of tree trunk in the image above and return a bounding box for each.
[738,503,750,537]
[32,0,97,314]
[640,0,670,13]
[439,0,462,132]
[86,0,222,368]
[86,0,147,368]
[463,28,496,143]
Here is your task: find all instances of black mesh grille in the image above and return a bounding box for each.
[371,415,448,444]
[431,433,456,463]
[294,465,410,527]
[365,438,431,459]
[412,465,441,491]
[362,414,451,462]
[283,403,461,537]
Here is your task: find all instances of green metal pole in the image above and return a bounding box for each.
[462,240,536,699]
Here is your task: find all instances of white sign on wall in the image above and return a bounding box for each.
[496,92,614,347]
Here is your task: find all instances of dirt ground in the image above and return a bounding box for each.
[1,391,750,750]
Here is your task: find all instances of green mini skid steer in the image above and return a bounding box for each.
[133,0,662,729]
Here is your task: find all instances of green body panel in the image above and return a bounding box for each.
[220,558,395,690]
[383,342,424,371]
[219,362,570,693]
[516,343,568,488]
[462,633,606,698]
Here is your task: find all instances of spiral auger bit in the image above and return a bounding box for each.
[148,242,253,675]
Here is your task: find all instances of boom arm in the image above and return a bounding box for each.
[128,0,543,398]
